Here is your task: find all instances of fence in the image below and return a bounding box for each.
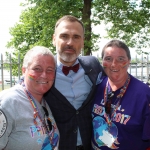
[0,53,150,91]
[127,54,150,83]
[0,53,21,91]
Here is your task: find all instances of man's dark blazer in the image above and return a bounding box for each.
[44,55,103,150]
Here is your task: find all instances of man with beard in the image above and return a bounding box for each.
[44,15,104,150]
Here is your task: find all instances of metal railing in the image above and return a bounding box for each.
[0,53,150,91]
[0,53,21,91]
[128,54,150,83]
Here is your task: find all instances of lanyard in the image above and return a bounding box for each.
[22,84,43,126]
[104,74,131,126]
[21,84,55,147]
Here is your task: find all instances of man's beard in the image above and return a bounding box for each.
[60,52,77,63]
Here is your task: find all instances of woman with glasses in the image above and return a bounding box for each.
[91,40,150,150]
[0,46,59,150]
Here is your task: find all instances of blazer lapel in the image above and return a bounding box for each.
[78,57,99,108]
[78,57,97,85]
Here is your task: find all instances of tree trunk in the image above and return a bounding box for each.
[82,0,92,56]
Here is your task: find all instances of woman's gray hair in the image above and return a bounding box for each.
[22,46,55,68]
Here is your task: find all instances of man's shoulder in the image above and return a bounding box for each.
[78,55,103,76]
[78,55,98,60]
[78,55,99,65]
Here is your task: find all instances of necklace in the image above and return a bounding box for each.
[104,74,131,126]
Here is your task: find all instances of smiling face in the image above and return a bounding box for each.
[102,46,130,84]
[22,54,55,100]
[53,20,84,66]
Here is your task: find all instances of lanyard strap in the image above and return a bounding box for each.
[104,74,131,126]
[21,83,55,149]
[22,84,43,125]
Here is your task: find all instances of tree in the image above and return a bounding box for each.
[92,0,150,52]
[6,0,150,75]
[7,0,90,55]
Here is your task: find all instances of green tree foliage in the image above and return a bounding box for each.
[93,0,150,52]
[7,0,84,54]
[6,0,150,75]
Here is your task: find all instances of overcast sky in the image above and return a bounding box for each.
[0,0,25,54]
[0,0,141,57]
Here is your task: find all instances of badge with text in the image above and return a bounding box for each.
[0,109,7,137]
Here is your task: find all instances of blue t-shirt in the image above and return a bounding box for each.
[91,75,150,150]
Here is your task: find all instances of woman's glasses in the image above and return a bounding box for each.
[42,106,52,132]
[105,92,114,114]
